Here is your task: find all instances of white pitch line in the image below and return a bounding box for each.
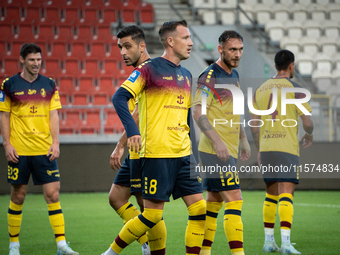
[294,203,340,208]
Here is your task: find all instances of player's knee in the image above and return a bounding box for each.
[11,187,27,204]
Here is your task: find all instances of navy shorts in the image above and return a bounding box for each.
[199,152,240,192]
[130,158,142,194]
[7,155,59,185]
[113,155,131,187]
[261,151,299,184]
[113,155,143,193]
[140,155,203,201]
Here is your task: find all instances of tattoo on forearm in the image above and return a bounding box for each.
[252,131,260,150]
[239,127,246,139]
[198,115,212,131]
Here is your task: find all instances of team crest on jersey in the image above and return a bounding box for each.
[0,91,5,102]
[128,70,140,83]
[40,88,46,98]
[200,85,210,96]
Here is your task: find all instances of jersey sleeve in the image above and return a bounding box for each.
[49,82,62,110]
[192,71,215,108]
[295,92,312,116]
[121,61,150,98]
[0,78,11,112]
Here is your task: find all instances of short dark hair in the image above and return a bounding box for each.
[20,43,42,59]
[158,20,188,44]
[218,30,243,45]
[116,25,145,43]
[274,50,295,70]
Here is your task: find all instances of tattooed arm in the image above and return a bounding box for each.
[193,104,230,162]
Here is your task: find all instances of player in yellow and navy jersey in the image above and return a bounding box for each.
[250,50,314,254]
[0,43,78,255]
[101,20,206,255]
[193,30,251,255]
[107,25,164,255]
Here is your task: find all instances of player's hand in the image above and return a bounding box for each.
[300,133,313,148]
[214,140,229,162]
[239,138,251,161]
[47,143,60,161]
[257,151,261,167]
[110,146,125,172]
[4,143,19,163]
[128,135,142,153]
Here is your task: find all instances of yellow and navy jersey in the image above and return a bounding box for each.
[121,57,192,158]
[0,73,61,155]
[193,63,241,158]
[253,77,312,156]
[128,97,140,159]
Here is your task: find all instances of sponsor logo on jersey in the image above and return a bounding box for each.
[47,169,59,176]
[163,76,173,80]
[28,89,36,95]
[54,91,60,100]
[177,74,184,81]
[0,91,5,102]
[128,70,140,83]
[15,91,24,96]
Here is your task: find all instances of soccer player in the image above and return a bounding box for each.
[250,49,314,254]
[101,20,206,255]
[108,25,165,255]
[192,30,251,255]
[0,43,78,255]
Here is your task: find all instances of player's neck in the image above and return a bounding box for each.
[216,59,233,74]
[21,71,38,83]
[274,70,290,79]
[135,52,150,67]
[161,51,181,66]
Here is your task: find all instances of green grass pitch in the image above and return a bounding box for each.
[1,191,340,255]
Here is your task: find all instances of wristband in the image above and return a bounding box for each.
[306,131,313,136]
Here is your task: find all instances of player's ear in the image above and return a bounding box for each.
[19,56,24,64]
[217,44,223,54]
[167,36,174,48]
[139,41,146,52]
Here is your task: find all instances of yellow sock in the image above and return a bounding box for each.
[200,201,223,254]
[8,201,23,243]
[48,202,65,243]
[224,200,244,255]
[263,193,278,242]
[147,218,167,254]
[111,208,163,254]
[279,193,294,230]
[185,199,206,255]
[116,202,147,245]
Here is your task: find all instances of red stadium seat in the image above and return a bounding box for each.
[40,6,61,24]
[59,109,83,134]
[60,6,80,24]
[100,8,118,28]
[35,23,55,41]
[79,7,98,24]
[54,23,75,40]
[7,40,26,57]
[100,59,119,75]
[49,41,68,58]
[76,76,95,93]
[3,58,21,75]
[106,43,121,60]
[104,109,124,133]
[62,57,81,75]
[120,2,137,26]
[97,75,116,92]
[91,93,110,106]
[82,58,100,75]
[41,58,61,76]
[73,24,94,41]
[93,24,115,41]
[87,41,106,58]
[16,23,35,38]
[69,41,88,57]
[0,22,15,39]
[2,5,21,23]
[70,92,90,105]
[80,108,101,134]
[21,6,42,22]
[64,0,87,7]
[57,76,77,94]
[138,2,155,29]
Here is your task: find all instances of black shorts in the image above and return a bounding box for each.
[261,151,299,184]
[113,155,143,193]
[140,155,203,201]
[199,152,240,192]
[7,155,59,185]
